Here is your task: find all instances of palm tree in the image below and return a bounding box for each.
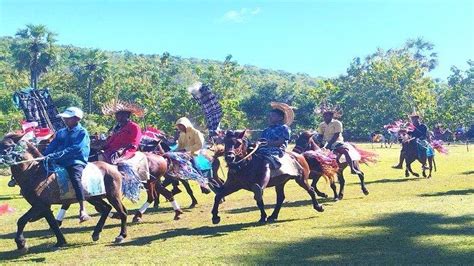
[11,24,57,89]
[72,49,109,113]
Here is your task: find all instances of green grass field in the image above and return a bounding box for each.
[0,144,473,264]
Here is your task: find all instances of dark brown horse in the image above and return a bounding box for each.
[211,130,324,225]
[402,138,435,178]
[0,133,129,252]
[294,131,375,200]
[56,138,182,224]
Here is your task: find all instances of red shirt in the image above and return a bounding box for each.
[104,121,142,162]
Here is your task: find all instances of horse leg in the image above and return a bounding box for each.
[211,184,241,225]
[155,183,183,220]
[337,170,346,200]
[406,159,419,177]
[153,181,161,208]
[15,207,37,252]
[267,183,286,223]
[181,179,198,208]
[133,181,155,223]
[354,162,369,195]
[106,194,128,243]
[330,180,338,201]
[89,197,112,241]
[310,172,328,198]
[294,175,324,212]
[54,203,71,227]
[427,156,434,178]
[42,207,67,248]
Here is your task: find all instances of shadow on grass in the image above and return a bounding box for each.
[230,212,474,264]
[0,242,93,262]
[224,198,337,215]
[363,177,422,185]
[460,170,474,175]
[115,218,300,247]
[419,189,474,197]
[0,194,23,201]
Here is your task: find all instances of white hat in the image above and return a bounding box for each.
[57,107,84,119]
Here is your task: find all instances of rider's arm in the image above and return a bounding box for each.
[327,132,341,148]
[43,132,61,156]
[46,129,90,161]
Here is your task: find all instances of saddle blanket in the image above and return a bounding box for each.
[118,152,149,182]
[270,153,302,178]
[56,163,106,201]
[337,143,361,163]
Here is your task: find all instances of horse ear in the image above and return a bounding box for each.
[238,129,247,139]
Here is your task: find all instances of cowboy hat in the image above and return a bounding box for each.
[102,100,144,117]
[314,102,343,118]
[270,102,294,126]
[408,107,422,118]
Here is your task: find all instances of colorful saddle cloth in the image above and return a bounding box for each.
[116,152,149,182]
[56,163,105,201]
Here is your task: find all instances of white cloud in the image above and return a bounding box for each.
[221,7,261,23]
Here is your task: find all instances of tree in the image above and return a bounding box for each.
[72,49,109,113]
[10,24,57,89]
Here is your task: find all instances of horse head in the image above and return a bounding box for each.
[223,130,248,165]
[0,133,40,166]
[294,131,321,153]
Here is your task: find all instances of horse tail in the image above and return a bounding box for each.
[351,144,378,165]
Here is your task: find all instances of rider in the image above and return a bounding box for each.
[174,117,211,193]
[316,104,361,175]
[251,102,293,201]
[43,107,91,223]
[102,100,143,163]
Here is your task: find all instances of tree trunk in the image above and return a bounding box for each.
[88,80,92,113]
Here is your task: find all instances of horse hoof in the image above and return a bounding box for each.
[174,209,183,220]
[258,218,267,224]
[92,234,100,242]
[54,240,67,249]
[363,189,369,196]
[56,220,63,227]
[212,216,221,225]
[18,246,29,254]
[333,197,339,202]
[338,194,344,200]
[132,216,142,223]
[114,236,125,244]
[413,173,420,177]
[267,216,277,223]
[189,203,197,209]
[317,192,328,198]
[405,172,410,177]
[315,205,324,212]
[110,212,121,220]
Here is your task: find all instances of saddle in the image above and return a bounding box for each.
[269,153,303,178]
[115,152,150,182]
[55,163,106,201]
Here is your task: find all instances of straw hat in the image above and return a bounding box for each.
[102,100,144,117]
[314,101,343,118]
[270,102,295,126]
[408,107,422,118]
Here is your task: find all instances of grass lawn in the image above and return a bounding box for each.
[0,143,473,264]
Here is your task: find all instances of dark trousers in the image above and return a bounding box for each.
[65,164,86,202]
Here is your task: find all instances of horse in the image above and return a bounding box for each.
[402,138,436,178]
[293,131,377,200]
[56,138,183,224]
[210,130,324,225]
[0,133,129,252]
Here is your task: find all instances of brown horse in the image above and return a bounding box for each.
[402,139,435,178]
[210,130,324,225]
[0,133,129,252]
[294,131,375,200]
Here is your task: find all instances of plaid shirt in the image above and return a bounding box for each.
[191,84,223,131]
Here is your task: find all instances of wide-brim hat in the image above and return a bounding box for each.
[314,102,343,118]
[408,108,422,119]
[102,100,144,117]
[270,102,294,126]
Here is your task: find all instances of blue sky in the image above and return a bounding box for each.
[0,0,473,80]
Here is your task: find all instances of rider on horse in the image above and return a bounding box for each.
[315,104,361,175]
[174,117,212,193]
[251,102,294,201]
[43,107,91,223]
[101,100,144,164]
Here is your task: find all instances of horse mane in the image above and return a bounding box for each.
[3,132,26,142]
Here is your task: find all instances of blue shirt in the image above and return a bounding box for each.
[44,124,90,166]
[260,123,291,156]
